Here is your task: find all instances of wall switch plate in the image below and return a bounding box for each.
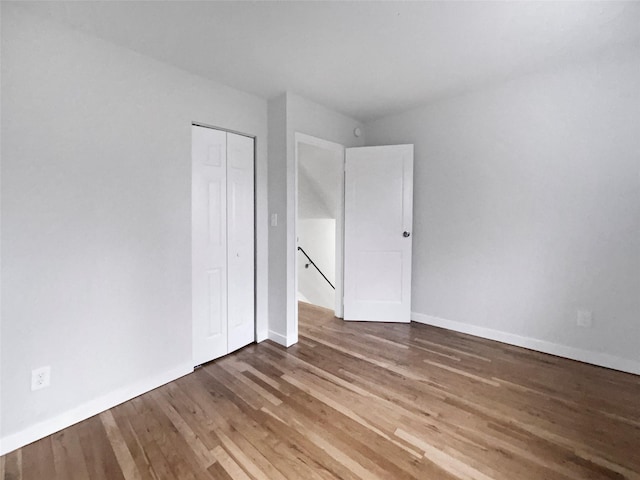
[577,310,593,328]
[270,213,278,227]
[31,366,51,391]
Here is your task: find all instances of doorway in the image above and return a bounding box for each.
[295,133,345,318]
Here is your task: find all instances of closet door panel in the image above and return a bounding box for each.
[226,132,255,353]
[192,126,228,365]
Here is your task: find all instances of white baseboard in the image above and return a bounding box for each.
[268,329,288,346]
[268,330,297,347]
[411,312,640,376]
[0,362,194,456]
[256,329,269,343]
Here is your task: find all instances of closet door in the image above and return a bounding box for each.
[192,126,228,365]
[192,126,255,366]
[226,133,255,353]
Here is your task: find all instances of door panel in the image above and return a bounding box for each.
[226,132,255,353]
[207,269,223,335]
[192,126,228,364]
[355,251,403,302]
[344,145,413,322]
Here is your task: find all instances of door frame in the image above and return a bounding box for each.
[191,122,258,366]
[294,133,346,327]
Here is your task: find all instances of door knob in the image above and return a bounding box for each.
[403,231,411,238]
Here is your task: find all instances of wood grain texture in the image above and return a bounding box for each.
[3,302,639,479]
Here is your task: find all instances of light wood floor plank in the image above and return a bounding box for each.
[3,301,639,479]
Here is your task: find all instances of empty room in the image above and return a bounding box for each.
[1,1,639,479]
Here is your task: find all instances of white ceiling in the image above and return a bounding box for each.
[14,1,640,122]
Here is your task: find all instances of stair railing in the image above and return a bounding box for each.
[297,246,335,290]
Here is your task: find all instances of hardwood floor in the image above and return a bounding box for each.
[2,302,639,479]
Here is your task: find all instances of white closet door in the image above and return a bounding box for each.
[227,132,255,353]
[192,126,228,365]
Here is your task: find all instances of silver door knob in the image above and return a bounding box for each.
[403,231,411,238]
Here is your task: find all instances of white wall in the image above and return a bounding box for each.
[1,5,269,452]
[267,95,288,345]
[365,44,640,373]
[298,170,333,219]
[268,92,364,345]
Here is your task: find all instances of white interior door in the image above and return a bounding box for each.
[192,126,228,364]
[192,126,255,366]
[226,132,255,353]
[343,144,413,322]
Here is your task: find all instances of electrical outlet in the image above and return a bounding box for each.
[271,213,278,227]
[577,310,593,328]
[31,366,51,391]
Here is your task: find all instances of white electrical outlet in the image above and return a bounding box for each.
[31,366,51,391]
[270,213,278,227]
[577,310,593,328]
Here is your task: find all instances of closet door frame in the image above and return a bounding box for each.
[192,122,256,367]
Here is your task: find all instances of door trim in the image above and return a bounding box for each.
[192,121,255,140]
